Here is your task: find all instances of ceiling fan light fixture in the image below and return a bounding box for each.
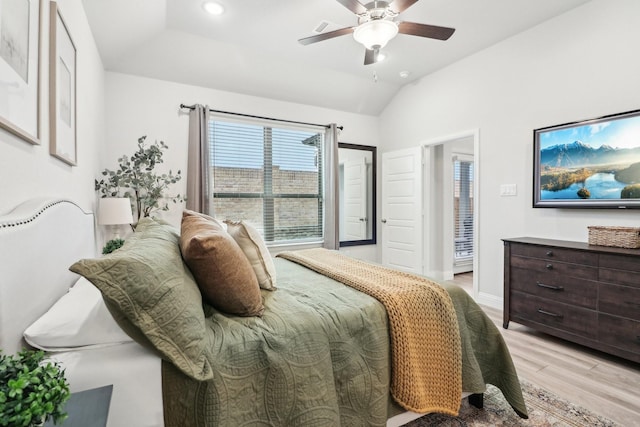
[353,19,398,50]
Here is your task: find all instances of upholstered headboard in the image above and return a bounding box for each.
[0,199,96,355]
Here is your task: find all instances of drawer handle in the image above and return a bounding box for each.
[536,282,564,291]
[545,263,553,270]
[546,250,554,257]
[537,308,563,318]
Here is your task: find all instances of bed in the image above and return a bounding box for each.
[0,199,527,426]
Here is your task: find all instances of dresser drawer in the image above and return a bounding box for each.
[598,314,640,355]
[600,253,640,273]
[599,268,640,289]
[510,256,597,281]
[509,243,597,265]
[599,283,640,321]
[510,268,597,309]
[511,291,597,338]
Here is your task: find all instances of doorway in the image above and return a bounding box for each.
[422,130,478,298]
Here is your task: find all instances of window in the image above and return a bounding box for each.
[453,158,474,266]
[208,118,325,244]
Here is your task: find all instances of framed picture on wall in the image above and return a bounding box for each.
[0,0,42,145]
[49,1,77,166]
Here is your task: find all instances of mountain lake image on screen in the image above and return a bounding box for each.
[533,109,640,208]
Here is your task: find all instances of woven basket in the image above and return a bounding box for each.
[588,226,640,248]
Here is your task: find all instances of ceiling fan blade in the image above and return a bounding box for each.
[364,48,379,65]
[397,21,455,40]
[298,27,355,45]
[335,0,368,15]
[390,0,420,14]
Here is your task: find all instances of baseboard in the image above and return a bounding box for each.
[453,264,472,275]
[476,292,502,310]
[424,269,446,281]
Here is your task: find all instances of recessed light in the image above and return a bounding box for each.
[399,70,411,79]
[203,1,224,15]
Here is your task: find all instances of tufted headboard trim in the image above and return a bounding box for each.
[0,199,96,355]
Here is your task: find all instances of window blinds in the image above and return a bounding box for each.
[208,118,325,244]
[454,159,474,265]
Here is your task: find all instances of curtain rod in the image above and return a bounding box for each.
[180,104,343,131]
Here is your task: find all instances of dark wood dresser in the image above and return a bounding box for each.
[503,237,640,363]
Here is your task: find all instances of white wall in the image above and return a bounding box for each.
[379,0,640,305]
[0,0,104,214]
[103,72,381,260]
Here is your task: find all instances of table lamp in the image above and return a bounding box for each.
[98,198,133,253]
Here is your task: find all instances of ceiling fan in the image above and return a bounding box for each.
[298,0,455,65]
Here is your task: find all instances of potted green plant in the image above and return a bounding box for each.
[0,350,70,426]
[95,135,184,223]
[102,238,125,255]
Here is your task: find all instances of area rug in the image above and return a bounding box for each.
[404,380,619,426]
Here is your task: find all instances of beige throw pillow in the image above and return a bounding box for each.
[179,210,264,317]
[225,220,277,291]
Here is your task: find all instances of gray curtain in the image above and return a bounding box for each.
[186,105,212,214]
[323,123,339,250]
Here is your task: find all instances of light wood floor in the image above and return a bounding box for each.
[447,272,640,426]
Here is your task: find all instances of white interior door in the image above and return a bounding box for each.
[343,157,367,240]
[381,147,423,274]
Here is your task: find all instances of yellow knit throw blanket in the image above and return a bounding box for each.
[277,248,462,415]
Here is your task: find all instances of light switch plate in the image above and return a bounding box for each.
[500,184,517,196]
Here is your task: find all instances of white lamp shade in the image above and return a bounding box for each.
[98,198,134,225]
[353,20,399,50]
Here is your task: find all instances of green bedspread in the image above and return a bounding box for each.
[162,257,527,426]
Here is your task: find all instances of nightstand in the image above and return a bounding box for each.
[43,385,113,427]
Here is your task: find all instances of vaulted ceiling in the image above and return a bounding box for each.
[82,0,591,115]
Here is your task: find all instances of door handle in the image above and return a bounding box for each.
[381,219,387,223]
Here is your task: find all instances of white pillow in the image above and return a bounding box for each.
[24,276,133,351]
[224,220,277,290]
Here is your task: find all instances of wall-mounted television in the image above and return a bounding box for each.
[533,109,640,208]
